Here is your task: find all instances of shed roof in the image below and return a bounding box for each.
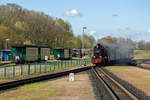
[0,49,11,52]
[54,47,71,50]
[37,45,50,48]
[11,44,37,48]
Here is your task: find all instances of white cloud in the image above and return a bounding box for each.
[147,29,150,33]
[64,9,82,17]
[89,31,96,36]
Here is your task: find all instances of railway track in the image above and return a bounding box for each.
[0,63,10,67]
[131,60,150,70]
[92,66,138,100]
[0,66,92,92]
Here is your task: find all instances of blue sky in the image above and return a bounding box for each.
[1,0,150,42]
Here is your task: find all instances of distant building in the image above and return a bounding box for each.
[0,49,11,61]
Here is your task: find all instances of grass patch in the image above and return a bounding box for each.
[134,50,150,59]
[6,63,16,66]
[21,82,49,89]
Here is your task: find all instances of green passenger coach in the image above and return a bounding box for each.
[11,45,39,63]
[53,48,72,60]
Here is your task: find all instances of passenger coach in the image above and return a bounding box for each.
[11,45,50,63]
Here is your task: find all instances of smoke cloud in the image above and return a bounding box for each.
[98,38,134,60]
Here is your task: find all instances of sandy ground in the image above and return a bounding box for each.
[0,72,96,100]
[106,66,150,96]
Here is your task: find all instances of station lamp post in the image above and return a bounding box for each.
[5,38,10,50]
[82,27,87,58]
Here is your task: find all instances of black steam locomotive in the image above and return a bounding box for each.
[92,44,109,66]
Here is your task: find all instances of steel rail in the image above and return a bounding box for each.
[99,68,138,100]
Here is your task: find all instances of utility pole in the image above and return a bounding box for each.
[55,17,58,48]
[82,27,87,58]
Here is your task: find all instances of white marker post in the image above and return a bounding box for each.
[69,73,75,81]
[45,56,48,61]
